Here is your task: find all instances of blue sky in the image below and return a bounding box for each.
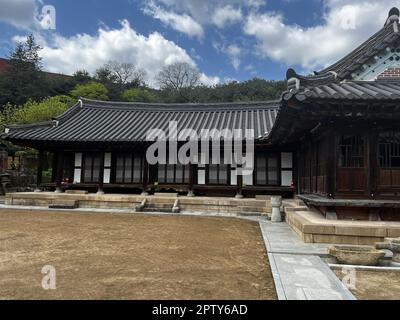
[0,0,398,86]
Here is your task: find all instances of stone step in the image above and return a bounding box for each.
[65,190,89,195]
[141,207,175,213]
[147,198,177,205]
[255,195,272,200]
[239,206,270,213]
[49,200,78,210]
[154,193,179,198]
[285,206,308,213]
[145,204,174,209]
[293,197,306,206]
[239,211,264,217]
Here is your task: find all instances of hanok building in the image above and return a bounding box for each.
[4,8,400,219]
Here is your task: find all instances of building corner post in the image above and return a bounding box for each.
[235,168,244,199]
[35,150,44,192]
[97,152,105,195]
[55,150,64,193]
[187,164,195,197]
[141,159,149,196]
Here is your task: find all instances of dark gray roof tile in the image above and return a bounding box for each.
[4,98,280,143]
[285,80,400,102]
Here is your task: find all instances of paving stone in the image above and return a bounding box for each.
[259,220,355,300]
[271,253,356,300]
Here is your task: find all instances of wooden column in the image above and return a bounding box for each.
[369,130,378,198]
[142,158,149,195]
[187,164,195,197]
[55,150,64,193]
[326,133,336,199]
[51,152,57,183]
[236,168,244,199]
[97,152,105,195]
[35,150,44,192]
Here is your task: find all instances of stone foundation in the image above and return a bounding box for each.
[5,192,272,216]
[284,204,400,245]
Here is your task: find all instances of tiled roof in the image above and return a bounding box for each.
[284,80,400,102]
[4,98,280,143]
[286,8,400,89]
[318,17,400,79]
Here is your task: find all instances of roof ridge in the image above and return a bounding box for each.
[80,97,280,111]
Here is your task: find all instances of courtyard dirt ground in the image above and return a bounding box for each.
[0,209,276,300]
[335,270,400,300]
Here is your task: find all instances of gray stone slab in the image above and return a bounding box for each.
[259,220,330,256]
[259,220,356,300]
[272,253,356,300]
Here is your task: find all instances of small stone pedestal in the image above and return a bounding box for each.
[376,238,400,267]
[271,196,283,223]
[187,190,195,197]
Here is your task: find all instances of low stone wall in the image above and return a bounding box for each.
[179,197,271,215]
[284,206,400,245]
[5,192,272,216]
[6,193,144,210]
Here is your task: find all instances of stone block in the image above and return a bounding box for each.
[255,195,272,200]
[65,190,88,195]
[334,225,386,238]
[154,193,178,198]
[302,224,336,235]
[387,228,400,238]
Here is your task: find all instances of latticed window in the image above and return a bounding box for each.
[338,135,365,168]
[158,163,190,184]
[83,153,101,183]
[115,154,143,184]
[379,131,400,168]
[255,154,279,186]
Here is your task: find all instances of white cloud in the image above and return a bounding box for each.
[27,20,217,87]
[0,0,56,31]
[214,42,243,71]
[244,0,400,71]
[143,2,204,39]
[212,5,243,29]
[0,0,37,28]
[200,74,220,86]
[148,0,254,27]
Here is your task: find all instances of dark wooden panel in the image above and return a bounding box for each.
[337,168,366,193]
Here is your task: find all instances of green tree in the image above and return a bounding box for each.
[73,70,92,84]
[70,81,109,100]
[122,87,157,103]
[0,34,49,107]
[1,95,74,128]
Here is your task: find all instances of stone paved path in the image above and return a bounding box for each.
[260,220,356,300]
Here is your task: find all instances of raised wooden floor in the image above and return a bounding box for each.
[298,194,400,208]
